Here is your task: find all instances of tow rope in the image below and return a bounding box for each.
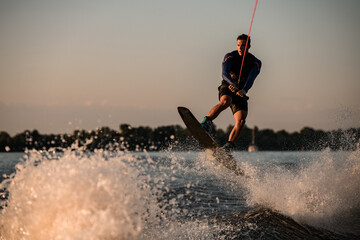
[239,0,259,82]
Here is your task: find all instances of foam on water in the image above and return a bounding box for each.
[0,149,223,240]
[1,146,359,239]
[244,148,360,233]
[0,150,162,239]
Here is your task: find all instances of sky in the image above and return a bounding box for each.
[1,0,360,135]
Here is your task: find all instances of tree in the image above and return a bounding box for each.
[0,131,11,151]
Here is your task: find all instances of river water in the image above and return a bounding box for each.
[0,149,359,239]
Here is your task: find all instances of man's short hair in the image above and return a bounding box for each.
[237,34,251,46]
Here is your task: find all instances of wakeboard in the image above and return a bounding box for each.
[177,106,244,176]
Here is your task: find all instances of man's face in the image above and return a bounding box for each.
[237,39,249,56]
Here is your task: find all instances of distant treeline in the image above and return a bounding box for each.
[0,124,359,152]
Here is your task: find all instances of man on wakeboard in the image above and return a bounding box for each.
[201,34,262,152]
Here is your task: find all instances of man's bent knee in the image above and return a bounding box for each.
[234,110,247,127]
[235,119,246,128]
[219,95,232,107]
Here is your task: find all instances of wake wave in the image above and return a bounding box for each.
[0,150,161,239]
[243,149,360,234]
[0,150,219,240]
[1,146,359,239]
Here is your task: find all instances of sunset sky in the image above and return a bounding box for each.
[1,0,359,135]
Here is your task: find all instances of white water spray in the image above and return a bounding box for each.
[244,149,360,233]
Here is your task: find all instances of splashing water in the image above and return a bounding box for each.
[0,148,226,240]
[1,145,359,239]
[244,148,360,234]
[0,150,162,239]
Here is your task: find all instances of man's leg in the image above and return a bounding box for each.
[206,95,232,120]
[228,110,248,143]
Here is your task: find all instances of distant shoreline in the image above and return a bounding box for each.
[1,124,359,152]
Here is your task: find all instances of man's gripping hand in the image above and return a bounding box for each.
[228,83,239,93]
[228,84,249,99]
[236,89,247,98]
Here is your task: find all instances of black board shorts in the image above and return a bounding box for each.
[218,81,248,114]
